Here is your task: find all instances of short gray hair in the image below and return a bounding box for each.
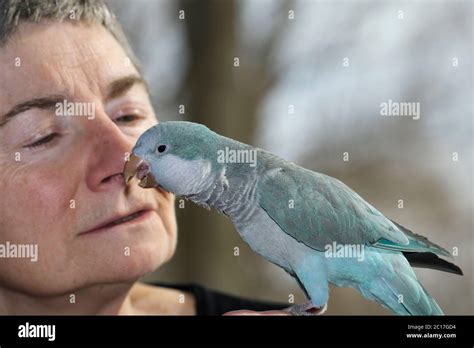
[0,0,140,70]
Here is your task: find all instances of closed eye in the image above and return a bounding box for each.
[23,133,59,148]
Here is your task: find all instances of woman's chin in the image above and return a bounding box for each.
[2,214,176,297]
[75,212,175,276]
[118,251,164,280]
[101,238,170,283]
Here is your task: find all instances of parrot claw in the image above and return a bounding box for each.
[283,301,327,316]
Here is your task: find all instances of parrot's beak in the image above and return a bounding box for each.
[123,154,141,184]
[123,154,158,189]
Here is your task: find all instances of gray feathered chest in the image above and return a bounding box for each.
[186,163,261,225]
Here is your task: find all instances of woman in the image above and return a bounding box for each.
[0,0,288,315]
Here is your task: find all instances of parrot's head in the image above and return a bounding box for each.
[123,121,222,197]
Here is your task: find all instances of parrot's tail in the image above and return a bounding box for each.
[360,279,443,315]
[357,252,444,315]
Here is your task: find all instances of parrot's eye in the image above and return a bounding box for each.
[157,145,167,153]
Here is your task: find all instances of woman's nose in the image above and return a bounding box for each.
[84,114,135,192]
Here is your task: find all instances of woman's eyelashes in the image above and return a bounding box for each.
[114,114,143,125]
[23,132,60,149]
[113,109,149,126]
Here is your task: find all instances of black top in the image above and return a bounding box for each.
[149,282,287,315]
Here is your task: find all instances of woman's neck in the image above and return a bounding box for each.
[0,282,196,315]
[0,281,139,315]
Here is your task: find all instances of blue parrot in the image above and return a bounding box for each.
[123,121,463,315]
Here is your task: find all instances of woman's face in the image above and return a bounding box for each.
[0,21,177,296]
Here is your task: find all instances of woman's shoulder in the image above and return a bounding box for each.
[138,281,287,315]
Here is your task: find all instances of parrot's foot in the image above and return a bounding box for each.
[284,301,327,316]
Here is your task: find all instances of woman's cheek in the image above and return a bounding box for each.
[159,192,178,260]
[0,161,77,293]
[0,160,77,240]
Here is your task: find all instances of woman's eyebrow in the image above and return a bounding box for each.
[0,95,66,128]
[106,74,149,101]
[0,75,149,128]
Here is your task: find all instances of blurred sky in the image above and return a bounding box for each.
[109,0,473,314]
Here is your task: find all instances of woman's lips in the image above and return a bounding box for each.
[80,209,154,235]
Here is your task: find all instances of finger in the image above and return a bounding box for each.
[223,309,291,316]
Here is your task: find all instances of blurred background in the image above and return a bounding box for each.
[108,0,473,314]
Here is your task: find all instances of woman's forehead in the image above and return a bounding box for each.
[0,21,139,112]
